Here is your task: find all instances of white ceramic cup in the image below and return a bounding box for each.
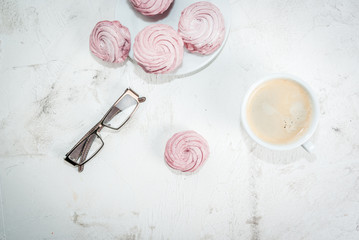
[241,73,319,152]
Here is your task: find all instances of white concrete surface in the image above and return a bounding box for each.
[0,0,359,239]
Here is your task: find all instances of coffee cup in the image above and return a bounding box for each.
[241,73,319,152]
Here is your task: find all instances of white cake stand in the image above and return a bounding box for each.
[115,0,231,76]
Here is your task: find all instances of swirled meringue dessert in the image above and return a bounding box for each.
[178,1,225,55]
[165,130,210,172]
[89,20,131,63]
[133,24,184,74]
[130,0,174,16]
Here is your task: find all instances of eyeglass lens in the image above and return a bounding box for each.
[103,94,138,129]
[68,133,104,166]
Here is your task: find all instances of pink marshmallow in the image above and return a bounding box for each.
[133,24,184,74]
[165,131,210,172]
[130,0,174,16]
[89,20,131,63]
[178,1,225,55]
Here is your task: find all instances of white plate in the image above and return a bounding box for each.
[115,0,231,76]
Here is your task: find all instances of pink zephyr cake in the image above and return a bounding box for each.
[178,1,225,55]
[89,20,131,63]
[130,0,174,16]
[164,130,210,172]
[133,24,184,74]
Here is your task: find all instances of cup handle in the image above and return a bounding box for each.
[302,141,315,153]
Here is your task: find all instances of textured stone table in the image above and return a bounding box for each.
[1,0,359,239]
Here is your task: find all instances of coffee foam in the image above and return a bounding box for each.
[246,78,313,145]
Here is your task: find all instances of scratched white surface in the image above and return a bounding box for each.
[1,0,359,240]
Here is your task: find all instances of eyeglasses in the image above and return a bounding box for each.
[64,88,146,172]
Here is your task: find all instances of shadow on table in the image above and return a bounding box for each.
[91,52,129,69]
[241,125,317,165]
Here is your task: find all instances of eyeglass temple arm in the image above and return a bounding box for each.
[78,134,96,172]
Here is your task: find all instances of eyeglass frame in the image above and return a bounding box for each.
[64,88,146,172]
